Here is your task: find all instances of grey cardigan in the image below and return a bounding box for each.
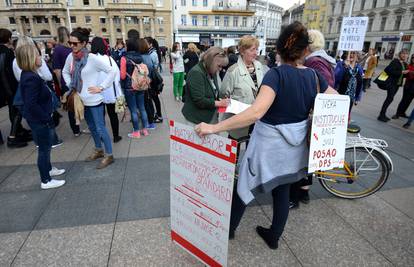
[237,119,309,204]
[220,57,264,139]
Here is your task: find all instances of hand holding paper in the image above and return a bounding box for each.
[221,99,251,114]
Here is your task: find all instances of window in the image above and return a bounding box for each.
[157,17,163,24]
[192,15,197,26]
[70,16,76,23]
[156,0,163,6]
[5,0,12,7]
[242,17,247,27]
[102,28,107,33]
[215,16,219,26]
[218,0,223,7]
[337,20,342,33]
[181,15,187,25]
[224,16,229,27]
[411,16,414,30]
[203,0,207,6]
[233,16,238,27]
[67,0,73,6]
[116,28,121,33]
[368,17,373,32]
[83,0,89,5]
[360,0,365,10]
[53,16,60,23]
[143,17,150,24]
[331,3,335,14]
[380,17,386,31]
[328,21,333,33]
[192,0,196,6]
[35,16,43,23]
[394,15,402,31]
[100,17,106,24]
[113,16,121,24]
[181,0,186,6]
[85,16,91,24]
[372,0,377,8]
[202,16,208,26]
[9,17,16,24]
[98,0,104,6]
[341,2,345,14]
[385,0,390,6]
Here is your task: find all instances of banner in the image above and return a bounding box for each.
[170,121,237,267]
[308,94,350,173]
[338,16,368,51]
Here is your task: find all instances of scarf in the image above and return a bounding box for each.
[69,48,88,93]
[345,65,358,101]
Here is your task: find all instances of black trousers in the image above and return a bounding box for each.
[7,102,24,137]
[149,89,162,118]
[380,84,400,117]
[104,103,119,138]
[230,183,291,239]
[67,111,80,135]
[290,175,313,203]
[144,91,154,124]
[396,82,414,116]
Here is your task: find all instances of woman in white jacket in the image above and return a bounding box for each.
[90,37,123,143]
[62,28,116,169]
[171,42,184,101]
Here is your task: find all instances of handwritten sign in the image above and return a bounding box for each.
[170,121,237,267]
[338,17,368,51]
[308,94,350,173]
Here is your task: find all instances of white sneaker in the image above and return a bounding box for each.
[41,179,66,189]
[81,129,90,134]
[49,167,65,177]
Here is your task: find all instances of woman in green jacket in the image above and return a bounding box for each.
[182,47,229,125]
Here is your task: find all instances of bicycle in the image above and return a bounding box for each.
[235,134,393,199]
[314,134,393,199]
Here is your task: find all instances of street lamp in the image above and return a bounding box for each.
[66,0,72,32]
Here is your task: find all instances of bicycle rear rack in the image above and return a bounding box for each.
[346,134,388,149]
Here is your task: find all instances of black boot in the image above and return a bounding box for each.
[256,226,279,250]
[299,189,310,204]
[7,136,27,148]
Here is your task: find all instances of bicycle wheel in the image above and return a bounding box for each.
[317,146,390,199]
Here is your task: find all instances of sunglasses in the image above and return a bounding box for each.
[68,41,81,46]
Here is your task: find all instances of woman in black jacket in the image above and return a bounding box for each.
[16,44,65,189]
[183,43,199,75]
[378,50,409,122]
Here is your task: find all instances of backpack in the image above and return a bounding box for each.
[127,59,150,91]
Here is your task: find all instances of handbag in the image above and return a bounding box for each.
[62,90,76,112]
[373,71,391,90]
[307,70,321,147]
[108,56,126,113]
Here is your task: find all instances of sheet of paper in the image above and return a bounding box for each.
[225,99,251,114]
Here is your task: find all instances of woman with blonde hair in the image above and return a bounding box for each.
[16,44,66,189]
[181,46,229,125]
[183,43,200,75]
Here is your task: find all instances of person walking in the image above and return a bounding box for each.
[16,44,66,189]
[194,22,337,249]
[140,38,156,130]
[181,47,229,125]
[362,48,378,91]
[52,26,80,136]
[171,42,185,101]
[90,37,123,143]
[63,28,116,169]
[0,28,30,148]
[393,54,414,119]
[378,49,409,122]
[120,39,150,139]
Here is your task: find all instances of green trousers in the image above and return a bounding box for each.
[173,72,184,97]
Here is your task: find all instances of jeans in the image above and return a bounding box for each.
[407,109,414,124]
[173,72,184,97]
[380,84,399,117]
[28,121,54,183]
[84,104,113,154]
[125,91,149,131]
[230,182,291,240]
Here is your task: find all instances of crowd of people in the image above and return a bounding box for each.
[0,19,413,251]
[0,27,165,189]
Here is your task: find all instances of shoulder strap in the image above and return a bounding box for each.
[312,69,320,94]
[108,56,117,98]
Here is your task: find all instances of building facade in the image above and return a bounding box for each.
[282,3,305,26]
[249,0,283,51]
[0,0,173,47]
[324,0,414,59]
[173,0,255,48]
[303,0,328,31]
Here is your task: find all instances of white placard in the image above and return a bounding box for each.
[170,121,237,267]
[225,99,251,115]
[338,17,368,51]
[308,94,350,173]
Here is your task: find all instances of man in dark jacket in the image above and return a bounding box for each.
[378,49,409,122]
[0,29,29,147]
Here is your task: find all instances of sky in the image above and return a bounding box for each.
[269,0,306,10]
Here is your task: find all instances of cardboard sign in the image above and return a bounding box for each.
[308,94,350,173]
[338,17,368,51]
[170,121,237,267]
